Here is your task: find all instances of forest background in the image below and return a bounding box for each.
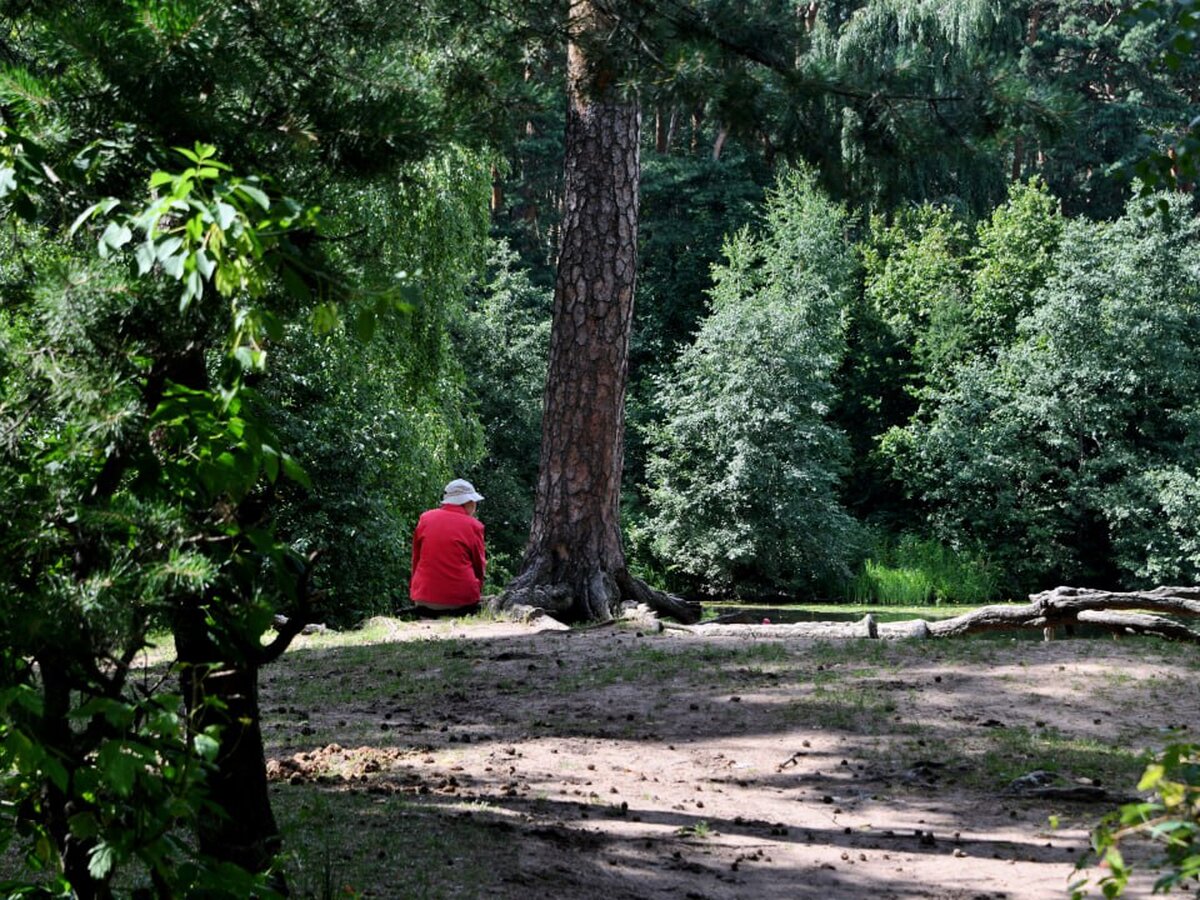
[2,0,1199,894]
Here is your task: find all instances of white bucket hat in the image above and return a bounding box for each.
[442,478,484,505]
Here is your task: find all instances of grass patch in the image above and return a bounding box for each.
[839,536,1004,606]
[970,726,1145,792]
[791,684,901,733]
[549,642,792,694]
[273,785,509,899]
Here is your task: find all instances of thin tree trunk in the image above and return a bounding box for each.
[712,124,729,161]
[500,0,697,624]
[40,664,111,899]
[490,164,503,212]
[655,104,668,153]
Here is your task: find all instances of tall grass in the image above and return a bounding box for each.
[842,536,1002,606]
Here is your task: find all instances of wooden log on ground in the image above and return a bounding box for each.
[887,586,1200,642]
[1028,585,1200,618]
[668,586,1200,643]
[684,614,878,639]
[1075,609,1200,643]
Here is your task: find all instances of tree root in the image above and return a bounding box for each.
[494,558,700,624]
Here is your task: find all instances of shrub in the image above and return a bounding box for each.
[1074,742,1200,898]
[642,167,860,596]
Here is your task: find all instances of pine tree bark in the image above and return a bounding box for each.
[499,0,698,624]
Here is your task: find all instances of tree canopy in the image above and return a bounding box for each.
[1,0,1198,893]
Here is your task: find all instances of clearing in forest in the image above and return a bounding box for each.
[261,617,1198,899]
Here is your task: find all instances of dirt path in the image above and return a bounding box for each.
[261,618,1199,899]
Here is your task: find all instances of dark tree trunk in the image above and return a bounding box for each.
[174,601,283,876]
[40,664,112,899]
[165,346,284,883]
[500,0,698,625]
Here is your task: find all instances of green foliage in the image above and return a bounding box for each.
[0,143,312,893]
[0,3,504,887]
[1125,0,1200,198]
[1075,742,1200,899]
[1009,0,1198,218]
[263,149,493,622]
[840,536,1002,606]
[968,178,1064,352]
[837,180,1062,527]
[633,151,766,374]
[859,202,973,396]
[641,168,860,596]
[886,191,1200,590]
[455,241,551,590]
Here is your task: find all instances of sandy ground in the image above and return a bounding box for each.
[261,618,1199,899]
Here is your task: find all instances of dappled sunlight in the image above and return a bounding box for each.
[251,619,1198,897]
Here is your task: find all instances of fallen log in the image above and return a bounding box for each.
[676,586,1200,643]
[677,614,879,639]
[912,586,1200,643]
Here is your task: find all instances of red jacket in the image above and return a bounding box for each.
[409,504,486,607]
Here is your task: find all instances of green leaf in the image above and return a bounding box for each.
[68,812,100,840]
[195,249,215,280]
[215,200,237,231]
[97,742,139,797]
[88,842,115,880]
[174,144,202,164]
[41,756,68,793]
[67,197,120,237]
[280,453,311,489]
[135,240,156,275]
[156,235,184,260]
[98,221,133,257]
[261,311,283,342]
[193,732,219,761]
[235,182,270,210]
[149,170,174,188]
[161,252,186,279]
[262,446,280,482]
[280,263,309,302]
[182,270,202,309]
[311,302,338,334]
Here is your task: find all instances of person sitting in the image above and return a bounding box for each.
[409,479,486,617]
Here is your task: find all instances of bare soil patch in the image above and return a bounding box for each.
[263,617,1199,899]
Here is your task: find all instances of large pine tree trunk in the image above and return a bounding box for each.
[500,0,697,624]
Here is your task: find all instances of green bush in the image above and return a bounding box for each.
[641,167,860,597]
[886,191,1200,591]
[455,241,551,592]
[1074,742,1200,898]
